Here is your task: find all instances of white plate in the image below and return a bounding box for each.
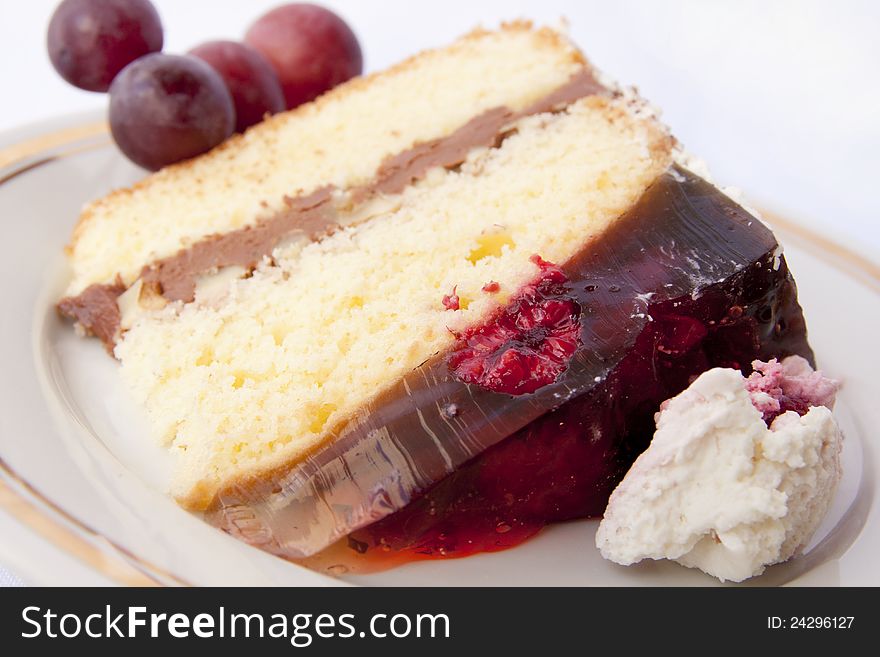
[0,112,877,586]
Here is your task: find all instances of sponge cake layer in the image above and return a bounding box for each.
[65,23,587,298]
[115,94,672,509]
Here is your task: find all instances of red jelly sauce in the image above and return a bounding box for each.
[351,268,806,561]
[347,190,811,564]
[214,166,813,568]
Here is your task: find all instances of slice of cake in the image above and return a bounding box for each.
[59,22,814,563]
[60,23,589,347]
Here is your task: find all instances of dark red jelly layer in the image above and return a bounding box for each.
[352,256,808,559]
[211,166,812,563]
[348,174,813,561]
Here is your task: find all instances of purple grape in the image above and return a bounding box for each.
[108,54,235,170]
[245,3,362,110]
[188,40,285,133]
[47,0,163,92]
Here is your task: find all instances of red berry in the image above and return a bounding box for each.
[448,257,580,395]
[189,41,285,133]
[47,0,163,92]
[245,3,363,109]
[442,286,460,311]
[108,54,235,170]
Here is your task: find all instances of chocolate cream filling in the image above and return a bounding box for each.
[57,69,605,352]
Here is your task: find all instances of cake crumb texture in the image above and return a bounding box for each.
[66,23,585,296]
[116,95,672,508]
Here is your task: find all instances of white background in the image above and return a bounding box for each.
[2,0,878,257]
[0,1,878,584]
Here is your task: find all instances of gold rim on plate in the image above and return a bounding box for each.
[0,120,876,588]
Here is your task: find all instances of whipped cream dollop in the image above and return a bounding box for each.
[596,357,842,582]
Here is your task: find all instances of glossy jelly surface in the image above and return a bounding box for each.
[209,166,813,561]
[352,254,807,559]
